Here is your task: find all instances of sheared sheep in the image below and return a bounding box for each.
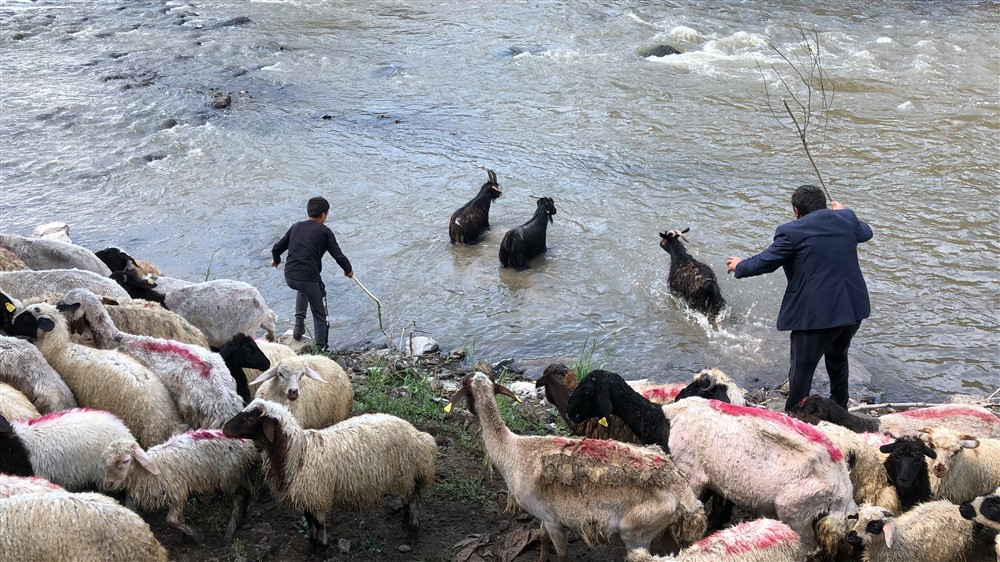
[0,491,169,561]
[218,333,273,405]
[0,383,40,421]
[0,335,78,413]
[57,288,243,429]
[499,197,557,270]
[450,169,503,244]
[534,363,639,443]
[959,487,999,559]
[2,409,135,490]
[0,247,28,272]
[448,372,707,561]
[164,279,277,348]
[658,228,725,324]
[790,395,1000,438]
[815,421,901,513]
[878,437,935,511]
[8,303,187,447]
[0,474,66,498]
[222,399,437,554]
[0,268,130,302]
[251,355,353,429]
[102,430,257,543]
[625,518,808,562]
[918,426,1000,503]
[847,501,976,562]
[0,233,110,275]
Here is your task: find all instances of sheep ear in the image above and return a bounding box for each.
[132,443,160,475]
[958,436,980,449]
[303,368,326,383]
[883,520,895,548]
[917,427,933,441]
[100,297,120,305]
[918,442,937,459]
[494,382,522,404]
[37,317,55,332]
[681,227,690,234]
[0,415,11,432]
[879,442,896,454]
[444,386,469,413]
[262,418,277,443]
[250,366,278,386]
[597,387,613,417]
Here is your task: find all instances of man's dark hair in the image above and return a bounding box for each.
[791,184,827,217]
[307,197,330,218]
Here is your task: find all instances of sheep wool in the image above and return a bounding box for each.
[625,518,808,562]
[14,303,186,447]
[0,268,128,302]
[0,382,41,421]
[817,421,901,513]
[0,234,110,275]
[0,491,169,562]
[252,355,354,429]
[105,298,211,348]
[535,363,639,443]
[920,426,1000,503]
[849,501,975,562]
[0,474,66,499]
[0,247,29,272]
[0,335,78,413]
[102,429,257,542]
[163,279,277,348]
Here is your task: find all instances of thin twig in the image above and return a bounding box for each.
[849,401,958,413]
[352,276,394,349]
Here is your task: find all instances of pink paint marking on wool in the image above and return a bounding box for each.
[139,339,212,378]
[694,519,799,556]
[0,247,20,260]
[559,438,665,469]
[861,433,894,448]
[893,405,1000,425]
[26,408,105,426]
[187,429,227,441]
[642,385,683,402]
[710,400,843,462]
[7,476,64,490]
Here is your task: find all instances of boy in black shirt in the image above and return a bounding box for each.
[271,197,353,352]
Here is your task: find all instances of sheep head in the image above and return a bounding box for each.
[444,372,519,416]
[103,439,159,491]
[918,427,980,478]
[95,247,139,274]
[788,395,829,424]
[847,505,896,549]
[880,437,936,489]
[565,370,618,424]
[674,372,719,402]
[0,290,17,332]
[250,359,325,402]
[223,401,282,443]
[8,304,57,341]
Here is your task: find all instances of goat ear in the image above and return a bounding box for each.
[493,382,522,403]
[597,386,613,417]
[487,169,497,184]
[958,436,980,449]
[250,366,278,386]
[882,520,895,548]
[303,368,326,383]
[262,418,277,443]
[444,386,469,413]
[132,443,160,475]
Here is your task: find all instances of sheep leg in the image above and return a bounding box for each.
[538,523,549,562]
[224,493,247,543]
[167,502,204,545]
[402,500,420,544]
[312,511,329,553]
[544,522,569,562]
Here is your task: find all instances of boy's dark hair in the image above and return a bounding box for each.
[791,184,827,216]
[307,197,330,218]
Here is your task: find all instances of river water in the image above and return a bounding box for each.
[1,0,996,402]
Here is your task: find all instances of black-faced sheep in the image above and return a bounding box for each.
[0,414,34,477]
[959,487,999,559]
[218,333,273,405]
[847,501,976,562]
[918,426,1000,503]
[447,372,706,561]
[534,363,639,443]
[499,197,557,270]
[625,518,809,562]
[658,229,725,323]
[250,355,354,430]
[1,288,18,332]
[566,370,673,452]
[672,368,747,405]
[450,169,502,244]
[109,268,167,304]
[0,491,169,561]
[222,399,437,554]
[94,246,163,277]
[878,437,936,511]
[0,233,111,275]
[790,395,1000,438]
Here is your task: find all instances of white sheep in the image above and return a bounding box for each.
[919,426,1000,503]
[0,233,109,275]
[4,408,136,490]
[792,396,1000,438]
[816,421,901,513]
[59,288,243,429]
[163,279,277,348]
[0,335,78,413]
[30,222,72,243]
[244,337,297,387]
[0,268,129,302]
[625,518,808,562]
[847,501,976,562]
[10,302,187,447]
[0,491,169,561]
[222,399,437,553]
[448,372,707,561]
[0,474,66,499]
[0,382,40,421]
[251,355,353,429]
[102,429,258,543]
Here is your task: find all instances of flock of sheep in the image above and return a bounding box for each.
[0,215,998,562]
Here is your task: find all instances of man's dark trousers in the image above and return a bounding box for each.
[286,278,328,349]
[786,321,862,411]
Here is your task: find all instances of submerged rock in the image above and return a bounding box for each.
[639,44,681,58]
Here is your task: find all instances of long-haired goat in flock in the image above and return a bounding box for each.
[449,169,502,245]
[499,197,557,270]
[659,229,725,324]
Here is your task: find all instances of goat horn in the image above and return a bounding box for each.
[529,195,543,199]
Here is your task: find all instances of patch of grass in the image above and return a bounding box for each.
[295,515,309,539]
[462,338,477,368]
[359,534,384,556]
[438,473,488,504]
[203,248,220,281]
[495,371,549,436]
[570,336,616,382]
[229,538,247,562]
[354,359,443,426]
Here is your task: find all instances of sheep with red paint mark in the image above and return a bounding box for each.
[1,409,135,490]
[0,382,40,421]
[847,501,976,562]
[626,518,809,561]
[57,288,243,429]
[251,355,353,430]
[790,395,1000,438]
[0,247,28,272]
[814,421,901,513]
[0,474,66,499]
[7,302,186,447]
[102,429,257,544]
[918,426,1000,503]
[448,373,707,561]
[0,335,78,413]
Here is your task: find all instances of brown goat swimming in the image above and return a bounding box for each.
[449,169,502,245]
[659,229,725,323]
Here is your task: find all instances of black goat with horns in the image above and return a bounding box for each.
[449,169,502,245]
[659,228,725,323]
[499,197,556,270]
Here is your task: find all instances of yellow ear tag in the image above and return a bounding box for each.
[147,280,155,285]
[443,403,453,413]
[515,396,523,404]
[532,380,537,386]
[598,417,608,427]
[4,302,14,312]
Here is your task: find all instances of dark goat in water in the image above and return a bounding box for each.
[109,269,167,306]
[499,197,556,270]
[659,228,725,322]
[449,169,502,245]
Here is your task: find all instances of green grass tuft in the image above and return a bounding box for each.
[569,336,616,382]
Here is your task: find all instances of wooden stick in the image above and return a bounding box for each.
[848,401,999,413]
[352,276,394,348]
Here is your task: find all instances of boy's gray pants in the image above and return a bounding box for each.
[285,277,328,349]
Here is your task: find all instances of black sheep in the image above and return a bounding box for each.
[789,395,880,433]
[534,363,639,443]
[659,228,725,322]
[218,333,272,405]
[499,197,556,270]
[109,269,167,306]
[0,415,34,477]
[449,169,502,245]
[1,289,17,334]
[94,247,138,274]
[880,437,935,510]
[674,371,733,403]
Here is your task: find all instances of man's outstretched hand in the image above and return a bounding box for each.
[726,256,742,274]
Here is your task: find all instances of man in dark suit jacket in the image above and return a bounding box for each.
[727,185,873,411]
